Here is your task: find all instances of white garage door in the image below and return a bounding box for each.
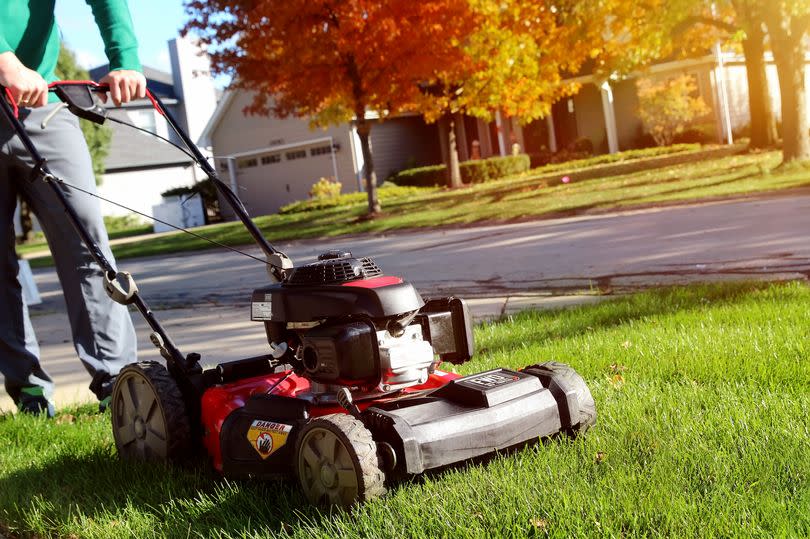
[235,142,338,216]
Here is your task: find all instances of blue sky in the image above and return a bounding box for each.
[55,0,189,73]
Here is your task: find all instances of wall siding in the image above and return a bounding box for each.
[368,117,442,182]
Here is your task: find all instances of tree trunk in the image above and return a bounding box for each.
[741,26,777,149]
[445,114,462,188]
[765,11,810,163]
[355,119,381,214]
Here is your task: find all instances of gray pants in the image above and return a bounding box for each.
[0,104,137,405]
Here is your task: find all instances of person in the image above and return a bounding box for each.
[0,1,145,417]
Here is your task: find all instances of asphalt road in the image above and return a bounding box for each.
[30,193,810,312]
[4,193,809,410]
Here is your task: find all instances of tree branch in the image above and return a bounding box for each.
[673,15,737,38]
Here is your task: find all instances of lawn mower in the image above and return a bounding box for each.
[1,81,596,507]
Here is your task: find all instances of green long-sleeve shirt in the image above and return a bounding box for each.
[0,0,141,84]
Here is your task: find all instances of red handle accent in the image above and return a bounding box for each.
[3,87,19,119]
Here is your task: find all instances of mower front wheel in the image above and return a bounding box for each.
[295,414,386,507]
[110,361,191,462]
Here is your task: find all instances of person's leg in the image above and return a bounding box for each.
[0,148,54,415]
[6,105,138,402]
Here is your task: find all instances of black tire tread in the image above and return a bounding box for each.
[112,361,192,462]
[296,413,386,505]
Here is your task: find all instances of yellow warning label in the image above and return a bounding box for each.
[247,419,293,459]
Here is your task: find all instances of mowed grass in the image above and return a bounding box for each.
[0,281,808,538]
[24,148,810,268]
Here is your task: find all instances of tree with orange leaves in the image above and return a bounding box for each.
[184,0,473,215]
[415,0,593,187]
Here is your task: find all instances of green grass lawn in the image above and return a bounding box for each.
[16,223,153,259]
[24,147,810,268]
[1,281,807,538]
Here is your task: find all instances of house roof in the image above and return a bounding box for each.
[198,89,237,147]
[103,110,194,172]
[197,89,419,148]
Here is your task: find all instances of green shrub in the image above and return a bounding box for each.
[161,179,221,221]
[567,136,594,154]
[103,214,144,232]
[161,186,195,197]
[388,164,447,187]
[279,184,430,214]
[391,154,531,187]
[308,177,342,199]
[527,143,702,175]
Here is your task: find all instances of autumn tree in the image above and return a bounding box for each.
[184,0,472,215]
[762,1,810,163]
[637,74,710,146]
[586,0,778,150]
[416,0,593,187]
[666,0,777,149]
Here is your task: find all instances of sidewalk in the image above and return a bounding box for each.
[0,294,605,412]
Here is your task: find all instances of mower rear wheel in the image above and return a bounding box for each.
[522,362,596,435]
[110,361,191,462]
[295,414,386,507]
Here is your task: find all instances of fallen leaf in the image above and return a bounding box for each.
[530,517,549,530]
[610,374,624,387]
[595,451,605,463]
[56,414,76,425]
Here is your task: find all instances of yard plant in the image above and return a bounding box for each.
[0,281,807,537]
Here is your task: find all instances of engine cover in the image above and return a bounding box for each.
[251,278,424,323]
[251,252,423,323]
[299,320,435,391]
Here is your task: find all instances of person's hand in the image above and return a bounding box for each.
[99,70,147,106]
[0,52,49,108]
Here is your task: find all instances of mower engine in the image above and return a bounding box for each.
[252,251,474,397]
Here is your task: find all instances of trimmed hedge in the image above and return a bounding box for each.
[279,184,429,214]
[390,154,531,187]
[389,164,446,187]
[528,143,701,172]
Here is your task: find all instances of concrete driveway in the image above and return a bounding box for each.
[3,193,809,410]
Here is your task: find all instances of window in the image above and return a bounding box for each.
[286,150,306,160]
[261,154,281,165]
[310,145,333,156]
[237,158,258,169]
[127,108,157,133]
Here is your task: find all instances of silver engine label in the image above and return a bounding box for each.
[251,301,273,321]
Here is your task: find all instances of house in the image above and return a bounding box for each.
[200,49,809,220]
[518,51,809,156]
[199,93,442,217]
[88,36,218,219]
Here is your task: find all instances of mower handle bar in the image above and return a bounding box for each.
[3,80,286,272]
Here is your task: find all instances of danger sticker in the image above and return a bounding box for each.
[247,419,292,459]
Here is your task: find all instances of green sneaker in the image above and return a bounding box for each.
[98,395,112,413]
[18,386,55,418]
